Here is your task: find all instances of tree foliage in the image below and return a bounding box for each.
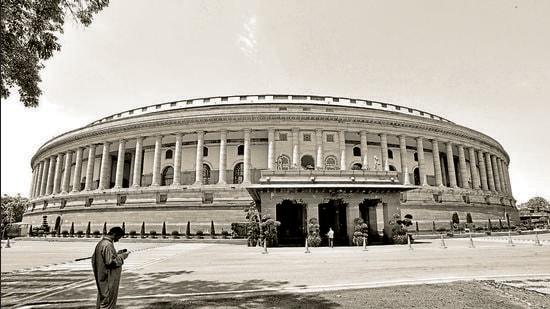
[1,194,28,226]
[1,0,109,107]
[521,196,550,211]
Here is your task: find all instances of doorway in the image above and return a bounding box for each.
[359,199,381,244]
[318,199,348,245]
[276,199,307,246]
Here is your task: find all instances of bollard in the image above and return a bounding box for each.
[534,231,542,246]
[5,237,11,248]
[507,231,515,247]
[440,234,447,249]
[305,238,311,253]
[262,239,269,254]
[363,236,368,251]
[469,233,475,248]
[407,234,413,250]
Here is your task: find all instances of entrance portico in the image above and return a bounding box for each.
[246,170,414,246]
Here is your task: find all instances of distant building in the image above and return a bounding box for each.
[24,95,518,244]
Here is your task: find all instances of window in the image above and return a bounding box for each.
[203,146,209,157]
[303,134,311,142]
[237,145,244,156]
[414,152,418,162]
[279,107,287,111]
[326,134,334,142]
[389,165,397,171]
[165,149,173,159]
[233,162,244,184]
[276,155,290,170]
[279,133,288,141]
[388,149,394,159]
[353,146,361,157]
[161,166,174,186]
[325,156,338,170]
[301,155,315,169]
[351,163,362,170]
[202,164,211,184]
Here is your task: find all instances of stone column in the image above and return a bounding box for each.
[478,150,489,191]
[243,129,252,184]
[498,158,508,194]
[468,147,481,190]
[360,130,369,170]
[339,130,346,170]
[98,142,112,190]
[445,142,457,187]
[194,131,204,185]
[292,128,300,168]
[416,137,427,185]
[485,152,496,191]
[72,147,84,192]
[491,156,504,192]
[173,133,183,185]
[316,129,324,169]
[457,145,469,188]
[61,150,73,193]
[52,153,64,194]
[431,139,443,186]
[151,135,162,186]
[218,131,227,184]
[503,162,513,194]
[46,156,56,195]
[85,145,96,190]
[29,165,38,198]
[40,159,50,196]
[132,137,144,187]
[114,139,126,188]
[380,133,388,171]
[267,128,275,171]
[35,161,44,197]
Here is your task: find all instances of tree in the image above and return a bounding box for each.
[1,194,28,239]
[1,0,109,107]
[1,194,28,226]
[521,197,550,212]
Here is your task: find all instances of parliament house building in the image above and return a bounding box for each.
[23,95,518,245]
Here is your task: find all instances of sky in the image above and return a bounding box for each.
[1,0,549,204]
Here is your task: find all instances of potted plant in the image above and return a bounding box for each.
[171,230,180,239]
[352,218,368,246]
[389,213,414,244]
[307,218,321,247]
[196,230,204,239]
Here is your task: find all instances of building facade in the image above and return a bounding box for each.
[24,95,518,244]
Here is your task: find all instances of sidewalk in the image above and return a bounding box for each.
[2,234,550,308]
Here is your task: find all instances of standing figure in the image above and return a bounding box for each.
[92,226,130,308]
[327,227,335,248]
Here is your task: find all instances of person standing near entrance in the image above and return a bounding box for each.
[92,226,130,308]
[327,227,334,248]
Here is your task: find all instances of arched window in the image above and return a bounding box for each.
[203,147,209,157]
[237,145,244,156]
[233,162,243,184]
[165,149,173,159]
[389,165,397,171]
[301,155,315,170]
[351,163,362,170]
[325,156,338,170]
[353,146,361,157]
[202,164,211,184]
[161,166,174,186]
[413,152,418,162]
[388,149,393,159]
[276,155,290,170]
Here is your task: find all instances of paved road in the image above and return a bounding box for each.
[1,233,549,308]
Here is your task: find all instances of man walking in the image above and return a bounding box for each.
[92,226,130,308]
[327,227,334,248]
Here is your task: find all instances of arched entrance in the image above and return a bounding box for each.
[318,198,348,245]
[276,199,307,246]
[301,155,315,170]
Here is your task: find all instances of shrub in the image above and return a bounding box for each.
[171,230,180,236]
[196,230,204,239]
[76,230,84,237]
[352,218,368,246]
[389,213,414,244]
[93,230,101,237]
[307,218,321,247]
[231,223,247,238]
[128,230,137,238]
[221,230,230,239]
[62,230,69,237]
[149,230,157,238]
